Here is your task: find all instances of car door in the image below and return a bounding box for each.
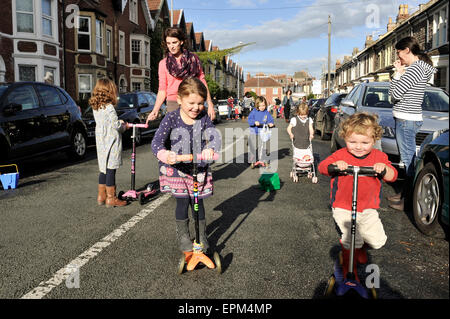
[35,84,71,149]
[1,84,42,158]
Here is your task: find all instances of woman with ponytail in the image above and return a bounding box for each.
[388,36,436,211]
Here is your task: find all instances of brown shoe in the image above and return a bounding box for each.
[97,184,106,205]
[387,193,402,202]
[105,186,127,208]
[389,199,404,211]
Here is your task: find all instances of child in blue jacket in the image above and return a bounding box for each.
[248,96,274,167]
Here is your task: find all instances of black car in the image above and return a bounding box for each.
[0,82,88,162]
[313,93,347,140]
[83,91,166,145]
[308,98,326,118]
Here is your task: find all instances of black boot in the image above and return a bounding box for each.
[176,219,192,252]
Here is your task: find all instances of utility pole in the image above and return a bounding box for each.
[327,15,331,98]
[171,0,173,27]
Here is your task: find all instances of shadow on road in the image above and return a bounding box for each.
[207,182,283,274]
[312,244,405,299]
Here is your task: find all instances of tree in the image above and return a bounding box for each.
[205,74,220,98]
[307,93,315,100]
[195,42,255,66]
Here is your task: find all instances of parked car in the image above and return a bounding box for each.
[307,98,318,108]
[82,91,166,145]
[313,93,347,140]
[0,82,88,162]
[217,99,229,119]
[330,82,449,168]
[308,98,326,119]
[412,129,449,238]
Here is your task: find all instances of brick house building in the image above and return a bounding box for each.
[335,0,448,93]
[244,73,283,104]
[0,0,63,84]
[64,0,154,109]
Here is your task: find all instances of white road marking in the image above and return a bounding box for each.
[21,193,171,299]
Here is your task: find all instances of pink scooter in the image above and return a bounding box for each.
[118,123,158,205]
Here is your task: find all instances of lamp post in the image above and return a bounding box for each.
[237,41,243,98]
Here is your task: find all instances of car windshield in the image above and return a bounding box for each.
[325,94,345,106]
[0,84,10,98]
[362,86,393,108]
[118,94,135,108]
[422,90,449,112]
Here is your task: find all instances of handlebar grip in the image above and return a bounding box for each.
[133,123,148,128]
[327,164,378,176]
[175,153,219,162]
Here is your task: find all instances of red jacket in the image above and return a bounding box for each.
[318,148,398,212]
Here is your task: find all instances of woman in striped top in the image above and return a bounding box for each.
[388,36,436,210]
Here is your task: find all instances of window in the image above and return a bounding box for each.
[36,85,63,107]
[119,31,125,64]
[433,67,448,92]
[421,90,449,112]
[129,0,138,24]
[261,88,266,94]
[144,41,149,66]
[7,85,39,110]
[132,40,141,65]
[273,88,278,94]
[43,66,55,84]
[42,0,53,36]
[16,0,34,33]
[78,74,92,101]
[18,65,36,81]
[433,6,448,48]
[119,78,127,92]
[362,86,392,108]
[106,29,112,60]
[78,16,91,51]
[132,82,141,92]
[96,19,103,54]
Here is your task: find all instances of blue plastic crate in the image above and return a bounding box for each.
[0,164,19,190]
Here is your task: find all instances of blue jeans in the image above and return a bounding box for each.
[395,118,422,176]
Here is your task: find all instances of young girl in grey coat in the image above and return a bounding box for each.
[89,78,129,208]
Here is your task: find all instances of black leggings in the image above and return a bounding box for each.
[176,197,205,221]
[99,169,116,186]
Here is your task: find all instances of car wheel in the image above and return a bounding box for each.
[68,129,87,160]
[412,162,445,238]
[330,129,340,152]
[320,119,329,140]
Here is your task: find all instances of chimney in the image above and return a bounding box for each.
[365,35,374,48]
[335,59,341,68]
[352,47,359,56]
[247,72,251,81]
[396,4,410,23]
[387,17,396,32]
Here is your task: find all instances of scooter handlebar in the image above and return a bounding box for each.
[176,153,220,162]
[327,164,383,177]
[126,123,148,129]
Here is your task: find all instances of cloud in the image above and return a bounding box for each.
[205,0,400,51]
[228,0,269,7]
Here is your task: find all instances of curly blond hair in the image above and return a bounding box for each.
[339,112,383,141]
[89,78,118,110]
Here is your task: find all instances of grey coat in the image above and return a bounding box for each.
[93,103,126,173]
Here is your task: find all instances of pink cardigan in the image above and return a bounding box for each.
[158,57,208,102]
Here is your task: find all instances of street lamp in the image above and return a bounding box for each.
[237,41,243,98]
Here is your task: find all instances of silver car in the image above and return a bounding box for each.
[331,82,449,168]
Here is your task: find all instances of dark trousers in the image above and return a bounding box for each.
[99,169,116,186]
[176,197,205,221]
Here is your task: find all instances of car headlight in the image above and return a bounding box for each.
[382,126,395,138]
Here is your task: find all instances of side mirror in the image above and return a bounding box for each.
[3,103,22,115]
[340,98,355,108]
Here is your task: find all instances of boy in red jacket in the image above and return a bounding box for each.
[318,112,397,282]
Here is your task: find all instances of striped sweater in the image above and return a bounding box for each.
[389,60,436,121]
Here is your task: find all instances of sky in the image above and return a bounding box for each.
[172,0,425,80]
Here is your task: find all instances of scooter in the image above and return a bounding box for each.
[251,123,275,169]
[324,164,381,299]
[176,152,222,275]
[118,123,158,205]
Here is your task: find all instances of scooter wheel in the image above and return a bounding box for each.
[213,251,222,274]
[139,192,146,205]
[118,191,125,201]
[177,253,186,275]
[324,275,336,297]
[312,176,318,184]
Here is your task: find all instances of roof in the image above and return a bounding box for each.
[245,77,283,88]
